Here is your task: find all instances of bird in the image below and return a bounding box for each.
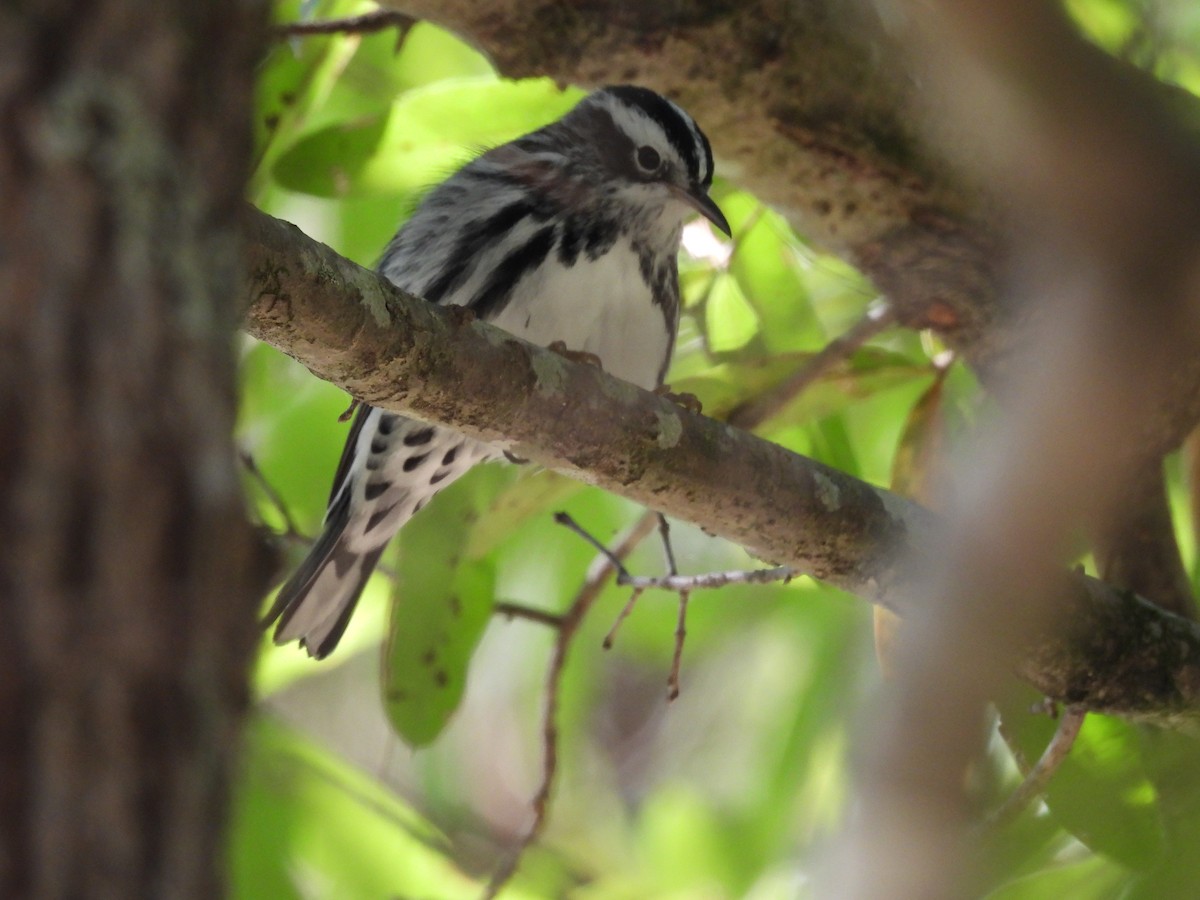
[266,84,730,659]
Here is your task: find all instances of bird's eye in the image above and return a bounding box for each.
[636,145,661,172]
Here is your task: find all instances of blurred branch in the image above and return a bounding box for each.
[242,205,1200,723]
[727,299,895,430]
[825,1,1200,898]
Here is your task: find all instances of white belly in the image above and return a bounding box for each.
[488,241,672,391]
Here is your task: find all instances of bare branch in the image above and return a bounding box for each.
[485,512,657,898]
[668,590,690,701]
[602,588,644,651]
[492,601,563,629]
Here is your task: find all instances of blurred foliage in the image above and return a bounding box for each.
[235,1,1200,897]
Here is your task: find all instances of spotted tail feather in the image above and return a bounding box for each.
[265,404,492,658]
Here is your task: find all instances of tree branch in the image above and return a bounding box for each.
[241,205,1200,722]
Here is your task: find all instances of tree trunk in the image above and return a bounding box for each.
[0,3,267,895]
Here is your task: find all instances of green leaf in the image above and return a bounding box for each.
[382,464,518,747]
[703,272,760,353]
[997,687,1165,871]
[724,195,823,353]
[982,855,1130,900]
[230,716,485,899]
[252,0,385,196]
[390,21,493,88]
[669,347,927,425]
[466,469,585,561]
[274,77,582,198]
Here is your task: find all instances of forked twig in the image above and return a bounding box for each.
[556,511,796,696]
[484,510,659,898]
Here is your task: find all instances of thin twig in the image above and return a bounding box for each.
[657,514,686,694]
[986,706,1086,828]
[484,511,658,898]
[559,511,795,701]
[602,587,644,649]
[657,513,679,577]
[239,450,303,538]
[493,601,564,629]
[727,298,896,430]
[618,567,795,592]
[667,590,690,700]
[553,511,635,580]
[273,9,415,38]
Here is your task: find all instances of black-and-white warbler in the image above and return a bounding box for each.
[267,85,730,658]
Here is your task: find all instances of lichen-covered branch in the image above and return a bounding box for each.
[242,205,1200,722]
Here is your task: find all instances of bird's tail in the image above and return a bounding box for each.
[265,405,495,659]
[264,490,388,659]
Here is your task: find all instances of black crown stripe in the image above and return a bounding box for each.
[603,85,706,185]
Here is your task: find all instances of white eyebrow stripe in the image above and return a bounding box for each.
[665,95,708,184]
[592,88,709,184]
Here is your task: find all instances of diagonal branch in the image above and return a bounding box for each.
[241,205,1200,722]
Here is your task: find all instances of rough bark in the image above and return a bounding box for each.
[242,207,1200,723]
[0,2,268,896]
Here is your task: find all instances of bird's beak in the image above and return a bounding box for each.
[678,183,732,236]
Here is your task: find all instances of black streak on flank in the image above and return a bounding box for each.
[365,504,396,534]
[471,225,556,319]
[423,201,534,303]
[365,482,389,501]
[558,216,583,267]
